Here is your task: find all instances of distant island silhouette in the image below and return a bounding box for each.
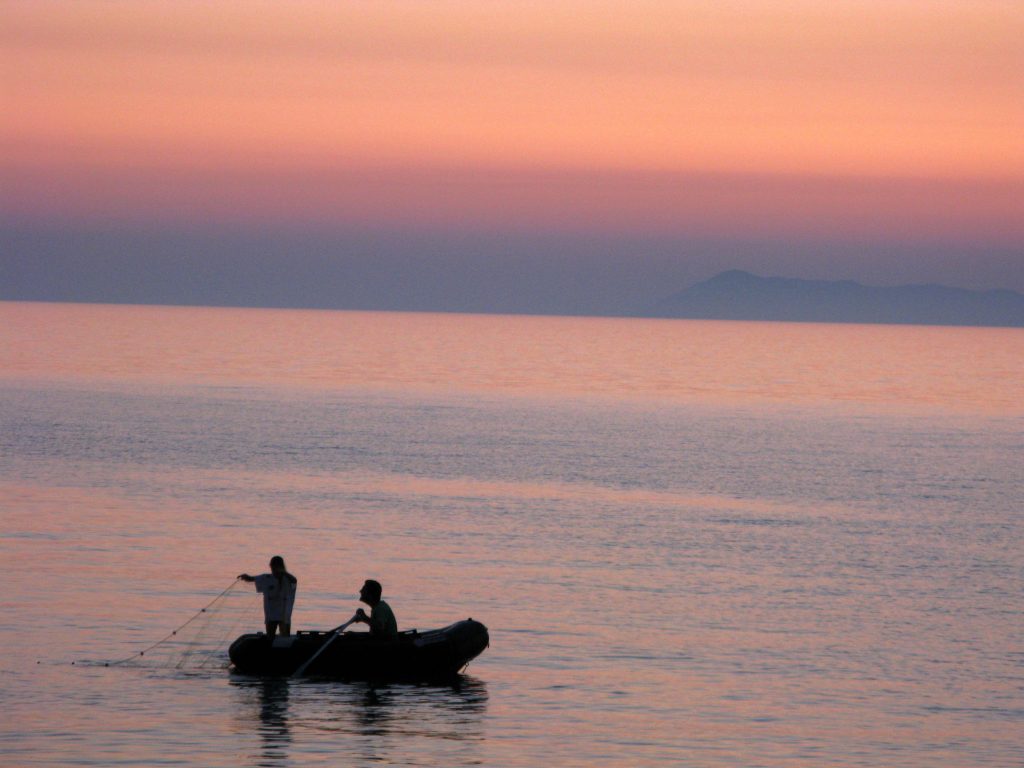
[652,270,1024,328]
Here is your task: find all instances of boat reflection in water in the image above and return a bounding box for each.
[251,679,292,766]
[231,675,488,766]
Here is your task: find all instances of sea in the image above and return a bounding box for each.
[1,301,1021,767]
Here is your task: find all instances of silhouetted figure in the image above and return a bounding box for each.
[240,555,298,637]
[352,579,398,639]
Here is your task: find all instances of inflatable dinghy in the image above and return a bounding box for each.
[229,619,488,681]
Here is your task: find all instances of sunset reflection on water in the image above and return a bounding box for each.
[2,301,1022,412]
[1,302,1021,766]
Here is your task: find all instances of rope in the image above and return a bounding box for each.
[105,578,244,667]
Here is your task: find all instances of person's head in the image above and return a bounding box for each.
[269,555,286,577]
[359,579,383,606]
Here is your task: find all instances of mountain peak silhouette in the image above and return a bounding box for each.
[654,271,1024,327]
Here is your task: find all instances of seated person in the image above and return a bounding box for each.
[352,579,398,639]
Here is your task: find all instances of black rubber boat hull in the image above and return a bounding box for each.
[229,619,489,680]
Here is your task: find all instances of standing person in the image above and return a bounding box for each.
[353,579,398,639]
[239,556,298,637]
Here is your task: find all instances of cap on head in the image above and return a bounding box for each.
[361,579,382,601]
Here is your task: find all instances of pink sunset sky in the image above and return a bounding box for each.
[2,0,1023,309]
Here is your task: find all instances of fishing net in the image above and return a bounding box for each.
[109,578,263,670]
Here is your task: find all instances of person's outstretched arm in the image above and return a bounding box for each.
[238,573,256,582]
[353,608,386,634]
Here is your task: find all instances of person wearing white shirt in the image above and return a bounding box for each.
[239,555,298,637]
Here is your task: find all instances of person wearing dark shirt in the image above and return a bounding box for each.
[353,579,398,639]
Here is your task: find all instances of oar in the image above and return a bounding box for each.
[292,615,357,677]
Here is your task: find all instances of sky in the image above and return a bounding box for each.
[2,0,1023,313]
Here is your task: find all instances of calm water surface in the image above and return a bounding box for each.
[1,302,1022,766]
